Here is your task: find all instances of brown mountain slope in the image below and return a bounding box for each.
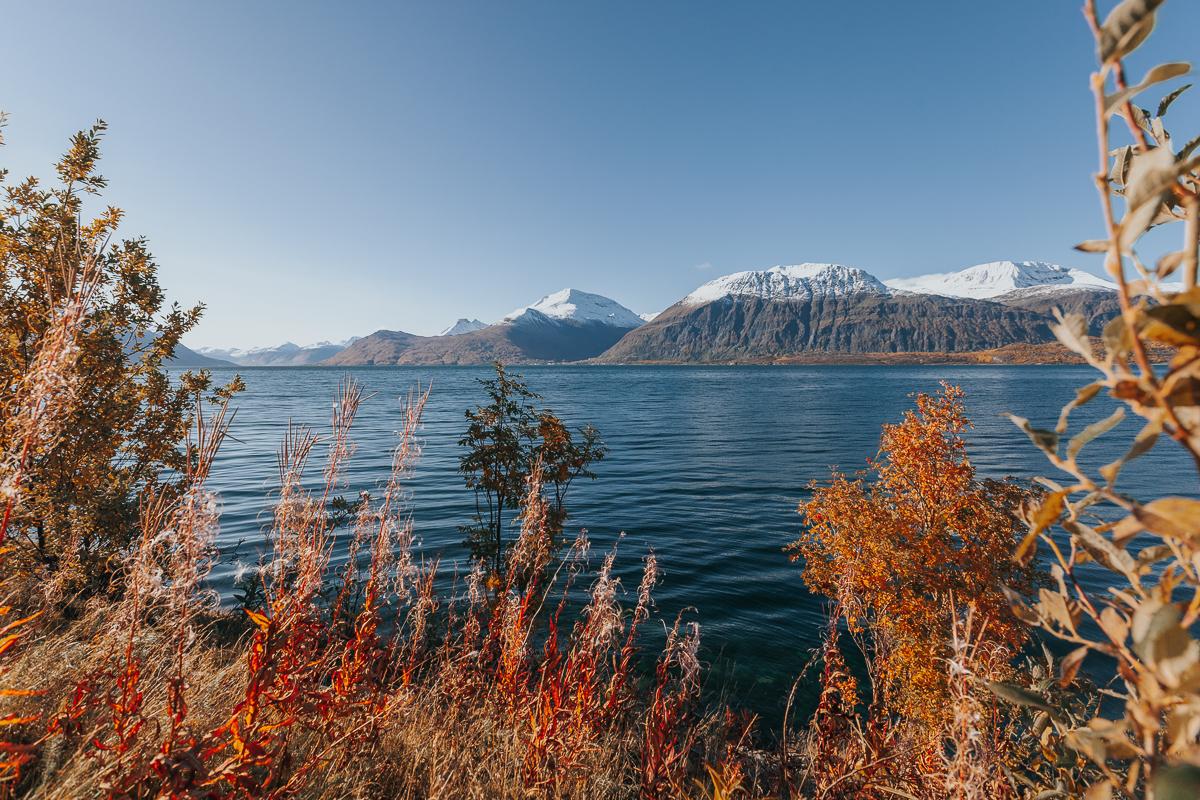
[991,287,1121,335]
[322,330,422,366]
[595,294,1063,363]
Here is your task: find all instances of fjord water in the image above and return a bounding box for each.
[203,365,1189,717]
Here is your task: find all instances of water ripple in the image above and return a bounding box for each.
[201,364,1193,715]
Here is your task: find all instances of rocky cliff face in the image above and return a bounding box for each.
[596,293,1062,362]
[992,287,1122,335]
[595,261,1127,363]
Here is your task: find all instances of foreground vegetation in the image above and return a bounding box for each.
[3,1,1200,797]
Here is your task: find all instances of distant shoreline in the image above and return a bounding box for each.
[183,341,1159,368]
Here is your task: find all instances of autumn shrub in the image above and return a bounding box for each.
[459,361,606,577]
[790,384,1036,729]
[0,116,241,595]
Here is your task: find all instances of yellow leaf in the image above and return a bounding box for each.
[244,609,271,631]
[1136,498,1200,542]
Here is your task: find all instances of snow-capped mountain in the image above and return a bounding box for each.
[504,288,644,328]
[683,263,888,306]
[884,261,1114,300]
[600,259,1119,363]
[639,311,661,322]
[439,318,488,336]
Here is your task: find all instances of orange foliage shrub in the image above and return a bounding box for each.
[790,384,1035,726]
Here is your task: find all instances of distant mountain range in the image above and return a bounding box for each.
[121,331,236,368]
[196,338,361,366]
[187,260,1141,366]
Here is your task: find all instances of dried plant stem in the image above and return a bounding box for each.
[1082,4,1200,469]
[1185,194,1200,290]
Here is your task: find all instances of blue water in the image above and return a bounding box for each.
[201,365,1191,719]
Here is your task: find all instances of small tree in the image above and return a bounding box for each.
[536,412,606,535]
[790,384,1034,727]
[459,362,606,576]
[0,118,241,593]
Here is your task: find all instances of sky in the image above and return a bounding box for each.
[4,1,1200,348]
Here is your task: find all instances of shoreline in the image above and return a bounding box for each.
[183,342,1135,368]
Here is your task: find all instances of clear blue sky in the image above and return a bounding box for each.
[4,1,1198,348]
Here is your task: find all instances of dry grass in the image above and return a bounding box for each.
[0,365,747,799]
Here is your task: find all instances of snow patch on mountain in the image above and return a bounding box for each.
[884,261,1114,300]
[439,318,488,336]
[683,263,887,306]
[504,288,644,328]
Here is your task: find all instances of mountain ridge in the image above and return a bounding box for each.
[684,263,889,306]
[197,338,361,366]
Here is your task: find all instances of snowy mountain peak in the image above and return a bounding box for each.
[439,318,488,336]
[505,288,644,328]
[884,260,1115,300]
[683,263,887,306]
